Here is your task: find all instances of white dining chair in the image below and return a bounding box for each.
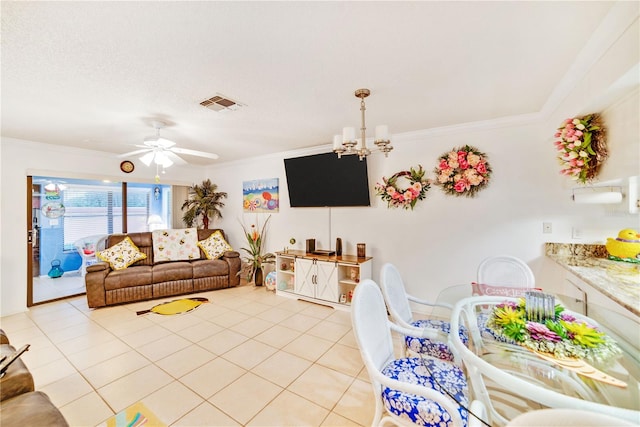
[379,263,468,361]
[476,255,535,288]
[351,279,487,427]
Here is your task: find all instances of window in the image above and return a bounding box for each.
[62,182,123,249]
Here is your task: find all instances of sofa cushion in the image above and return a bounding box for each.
[97,236,147,270]
[0,391,69,427]
[104,266,153,290]
[152,228,200,262]
[192,259,229,279]
[152,261,193,284]
[197,230,233,260]
[0,329,9,345]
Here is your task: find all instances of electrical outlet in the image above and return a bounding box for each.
[543,222,552,234]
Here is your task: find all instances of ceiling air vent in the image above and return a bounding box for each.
[199,94,244,113]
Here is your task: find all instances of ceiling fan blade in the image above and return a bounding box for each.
[118,149,151,158]
[165,151,188,166]
[144,137,175,149]
[170,147,219,160]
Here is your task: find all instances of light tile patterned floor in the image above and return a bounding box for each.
[1,284,377,426]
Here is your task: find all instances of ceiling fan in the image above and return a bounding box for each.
[119,121,219,168]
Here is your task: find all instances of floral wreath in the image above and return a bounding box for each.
[554,114,607,184]
[434,145,491,197]
[487,299,621,363]
[374,165,430,210]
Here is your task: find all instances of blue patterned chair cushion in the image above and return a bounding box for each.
[406,319,469,361]
[476,312,516,344]
[381,357,469,426]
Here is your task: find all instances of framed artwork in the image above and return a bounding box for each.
[243,178,279,212]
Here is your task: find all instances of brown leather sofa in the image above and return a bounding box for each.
[0,330,69,426]
[85,228,241,308]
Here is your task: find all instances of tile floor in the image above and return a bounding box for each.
[1,284,377,426]
[33,273,86,304]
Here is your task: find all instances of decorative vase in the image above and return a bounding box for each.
[254,267,263,286]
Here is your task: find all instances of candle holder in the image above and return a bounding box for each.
[525,291,555,323]
[357,243,366,258]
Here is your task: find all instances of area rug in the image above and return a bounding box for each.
[136,297,209,316]
[103,401,166,427]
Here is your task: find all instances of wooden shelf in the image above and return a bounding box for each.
[275,250,372,265]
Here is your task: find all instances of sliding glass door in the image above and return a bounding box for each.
[28,176,172,305]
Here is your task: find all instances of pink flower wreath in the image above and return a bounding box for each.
[375,165,430,210]
[434,145,492,197]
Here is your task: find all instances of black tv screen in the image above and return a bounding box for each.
[284,153,370,207]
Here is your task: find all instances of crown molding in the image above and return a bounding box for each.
[540,1,640,118]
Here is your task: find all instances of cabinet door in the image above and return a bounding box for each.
[315,262,338,302]
[294,258,315,298]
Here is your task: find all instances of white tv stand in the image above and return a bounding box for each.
[275,250,372,310]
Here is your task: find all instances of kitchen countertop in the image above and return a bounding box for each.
[546,243,640,317]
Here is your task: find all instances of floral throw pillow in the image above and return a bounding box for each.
[97,236,147,270]
[472,282,539,297]
[197,231,233,260]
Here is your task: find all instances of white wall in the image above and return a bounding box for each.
[209,99,637,306]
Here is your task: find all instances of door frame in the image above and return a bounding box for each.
[27,176,34,306]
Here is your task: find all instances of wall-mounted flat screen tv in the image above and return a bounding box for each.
[284,152,370,207]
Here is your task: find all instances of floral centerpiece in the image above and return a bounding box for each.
[238,215,275,285]
[434,145,491,197]
[374,165,430,210]
[487,299,621,363]
[554,114,607,184]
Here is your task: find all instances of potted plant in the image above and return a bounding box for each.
[181,179,227,229]
[239,215,275,285]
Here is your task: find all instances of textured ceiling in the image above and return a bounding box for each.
[1,1,615,164]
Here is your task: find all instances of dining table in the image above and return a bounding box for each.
[442,293,640,426]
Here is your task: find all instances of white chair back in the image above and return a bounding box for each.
[379,263,414,327]
[73,234,108,276]
[477,255,535,287]
[351,280,396,373]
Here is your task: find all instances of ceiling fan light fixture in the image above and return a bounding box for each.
[140,152,154,166]
[119,120,219,168]
[154,151,173,168]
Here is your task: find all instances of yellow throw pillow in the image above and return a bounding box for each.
[97,236,147,270]
[197,231,233,260]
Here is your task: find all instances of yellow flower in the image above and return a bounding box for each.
[494,306,525,327]
[561,320,605,348]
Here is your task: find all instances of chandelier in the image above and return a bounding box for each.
[333,88,393,160]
